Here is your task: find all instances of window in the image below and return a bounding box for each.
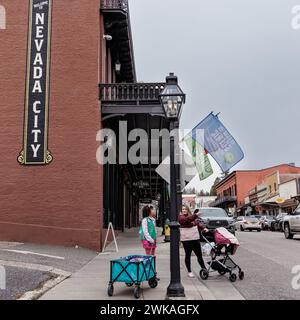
[294,206,300,215]
[274,183,277,191]
[0,5,6,30]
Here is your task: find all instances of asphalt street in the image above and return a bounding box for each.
[231,230,300,300]
[0,266,52,300]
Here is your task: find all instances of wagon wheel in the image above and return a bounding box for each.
[134,285,141,299]
[107,283,114,296]
[148,277,158,289]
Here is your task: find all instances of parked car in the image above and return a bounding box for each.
[252,215,263,220]
[196,207,236,240]
[270,213,287,232]
[283,205,300,239]
[236,216,262,232]
[234,216,245,230]
[260,215,275,230]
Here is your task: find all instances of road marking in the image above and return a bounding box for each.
[0,259,71,277]
[0,249,65,260]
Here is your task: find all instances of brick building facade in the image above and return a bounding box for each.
[212,164,300,214]
[0,0,169,250]
[0,0,144,250]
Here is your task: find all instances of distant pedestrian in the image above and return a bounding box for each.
[139,206,157,255]
[179,205,208,278]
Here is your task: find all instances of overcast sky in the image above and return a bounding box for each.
[129,0,300,191]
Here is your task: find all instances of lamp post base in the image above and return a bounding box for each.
[167,282,185,298]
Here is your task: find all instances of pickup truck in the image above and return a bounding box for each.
[283,205,300,239]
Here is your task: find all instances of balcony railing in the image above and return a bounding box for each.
[100,0,128,12]
[100,83,166,103]
[210,196,237,207]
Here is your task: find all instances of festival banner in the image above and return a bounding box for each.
[189,113,244,172]
[184,135,213,180]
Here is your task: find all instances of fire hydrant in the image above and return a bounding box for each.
[164,218,170,242]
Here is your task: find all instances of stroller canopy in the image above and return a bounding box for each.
[214,227,239,246]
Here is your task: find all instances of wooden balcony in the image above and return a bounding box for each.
[100,83,165,104]
[100,0,128,13]
[100,83,166,115]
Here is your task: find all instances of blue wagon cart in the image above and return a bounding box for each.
[107,255,158,299]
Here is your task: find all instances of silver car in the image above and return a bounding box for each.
[236,216,262,232]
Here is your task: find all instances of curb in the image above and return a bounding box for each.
[18,275,69,300]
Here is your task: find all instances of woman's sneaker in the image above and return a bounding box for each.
[188,272,195,278]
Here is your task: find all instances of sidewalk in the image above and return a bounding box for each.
[40,229,244,300]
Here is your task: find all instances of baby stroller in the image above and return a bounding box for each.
[200,227,244,282]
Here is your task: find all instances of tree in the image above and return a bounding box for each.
[184,187,197,195]
[198,190,204,196]
[221,170,230,179]
[210,177,222,196]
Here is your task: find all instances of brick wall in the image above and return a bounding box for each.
[0,0,104,250]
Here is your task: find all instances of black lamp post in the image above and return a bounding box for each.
[159,73,186,297]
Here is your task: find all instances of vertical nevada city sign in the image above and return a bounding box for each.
[18,0,53,165]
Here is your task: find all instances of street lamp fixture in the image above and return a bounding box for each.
[159,73,186,120]
[115,60,121,74]
[160,73,185,298]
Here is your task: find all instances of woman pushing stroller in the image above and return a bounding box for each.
[179,205,208,278]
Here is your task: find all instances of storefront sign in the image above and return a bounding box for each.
[18,0,53,165]
[132,180,150,188]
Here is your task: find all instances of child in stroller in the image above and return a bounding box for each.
[200,227,244,282]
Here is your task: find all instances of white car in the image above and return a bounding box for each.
[235,216,262,232]
[283,205,300,239]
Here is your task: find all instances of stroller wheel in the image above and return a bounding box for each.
[229,273,237,282]
[200,269,209,280]
[134,285,141,299]
[239,271,245,280]
[107,283,114,296]
[125,283,134,287]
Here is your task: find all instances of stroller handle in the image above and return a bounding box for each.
[200,230,213,245]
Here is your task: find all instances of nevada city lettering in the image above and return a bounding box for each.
[18,0,53,165]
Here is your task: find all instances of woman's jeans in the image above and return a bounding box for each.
[182,240,206,272]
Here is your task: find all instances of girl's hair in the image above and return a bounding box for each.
[142,205,151,218]
[182,205,192,215]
